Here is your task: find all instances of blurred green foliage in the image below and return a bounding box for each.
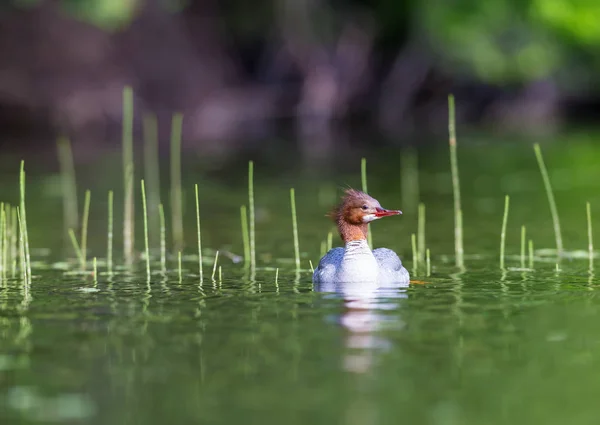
[11,0,600,88]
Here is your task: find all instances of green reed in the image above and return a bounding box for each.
[57,137,79,231]
[93,257,98,285]
[122,86,135,265]
[10,207,16,278]
[170,113,184,251]
[178,251,182,283]
[2,204,10,280]
[143,113,160,245]
[248,161,256,272]
[290,188,300,270]
[211,251,219,281]
[528,240,534,269]
[141,180,150,280]
[275,268,279,286]
[107,190,113,274]
[411,233,417,275]
[68,229,84,268]
[426,248,431,277]
[500,195,510,269]
[533,143,563,257]
[81,190,91,271]
[327,231,333,251]
[240,205,250,269]
[587,202,593,271]
[361,157,373,248]
[19,161,31,280]
[309,260,314,274]
[195,184,203,280]
[0,203,4,281]
[448,95,464,268]
[418,203,426,262]
[16,208,26,281]
[159,203,166,273]
[520,225,526,269]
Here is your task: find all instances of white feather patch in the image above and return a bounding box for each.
[362,214,378,223]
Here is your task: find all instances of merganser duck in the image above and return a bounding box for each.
[313,189,410,287]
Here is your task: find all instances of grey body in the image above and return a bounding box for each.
[313,240,410,289]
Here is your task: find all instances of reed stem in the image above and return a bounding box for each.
[426,248,431,277]
[107,190,113,274]
[448,95,464,268]
[195,184,203,280]
[178,251,182,283]
[19,161,31,280]
[93,257,97,284]
[57,136,79,231]
[143,113,160,245]
[361,157,373,248]
[159,203,166,273]
[275,268,279,286]
[309,260,314,274]
[122,87,135,265]
[418,203,426,262]
[211,251,219,281]
[81,190,91,271]
[411,233,417,274]
[10,207,16,278]
[240,205,250,269]
[290,188,300,270]
[3,204,10,280]
[520,225,526,269]
[141,180,150,280]
[0,203,4,281]
[16,207,26,282]
[327,231,333,251]
[68,229,84,267]
[528,239,534,269]
[248,161,256,271]
[500,195,510,269]
[587,202,593,272]
[533,143,563,257]
[170,113,184,251]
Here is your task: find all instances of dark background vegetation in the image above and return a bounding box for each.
[1,0,598,159]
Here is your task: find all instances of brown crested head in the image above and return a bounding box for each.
[328,188,402,242]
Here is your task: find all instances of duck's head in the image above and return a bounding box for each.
[329,189,401,241]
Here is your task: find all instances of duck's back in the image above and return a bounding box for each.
[373,248,410,284]
[313,247,344,284]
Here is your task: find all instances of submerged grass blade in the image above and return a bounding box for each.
[448,95,464,268]
[248,161,256,271]
[361,158,373,248]
[533,143,563,256]
[170,113,184,251]
[211,251,219,281]
[587,202,593,272]
[57,137,79,231]
[195,184,203,280]
[81,190,91,271]
[500,195,510,269]
[240,205,250,269]
[141,180,150,280]
[19,161,31,280]
[520,225,526,269]
[122,87,135,265]
[107,190,113,274]
[159,203,166,274]
[290,188,300,270]
[418,203,426,262]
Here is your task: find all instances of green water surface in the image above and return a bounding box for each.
[1,134,600,424]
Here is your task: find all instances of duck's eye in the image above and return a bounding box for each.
[361,205,368,210]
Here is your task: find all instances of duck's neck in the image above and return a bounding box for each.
[337,219,369,244]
